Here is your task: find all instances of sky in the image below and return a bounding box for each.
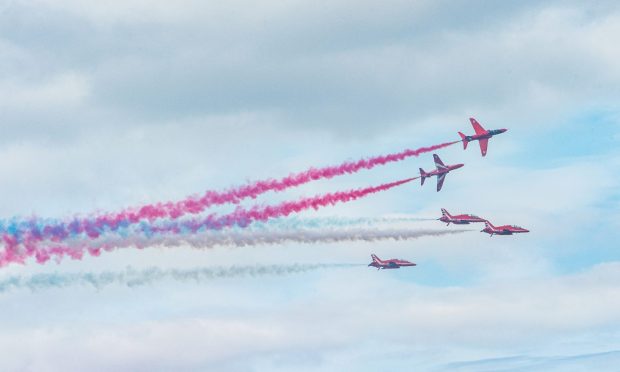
[1,0,620,370]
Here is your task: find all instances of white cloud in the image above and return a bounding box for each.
[2,262,620,370]
[2,1,619,135]
[0,73,89,110]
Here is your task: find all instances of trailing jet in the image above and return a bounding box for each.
[481,221,530,236]
[438,208,486,225]
[368,254,416,270]
[419,154,464,192]
[458,118,507,156]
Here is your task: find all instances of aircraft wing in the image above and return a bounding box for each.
[478,138,489,156]
[388,262,399,268]
[470,118,487,135]
[436,173,446,192]
[433,154,447,170]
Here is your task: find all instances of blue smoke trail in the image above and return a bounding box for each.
[0,264,362,293]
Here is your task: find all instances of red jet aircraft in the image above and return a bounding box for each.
[438,208,486,225]
[481,221,530,236]
[419,154,464,192]
[368,254,416,270]
[458,118,507,156]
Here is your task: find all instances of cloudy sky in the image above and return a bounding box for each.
[1,0,620,370]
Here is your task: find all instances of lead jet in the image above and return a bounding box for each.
[419,154,464,192]
[481,221,530,236]
[438,208,486,225]
[368,254,416,270]
[458,118,507,156]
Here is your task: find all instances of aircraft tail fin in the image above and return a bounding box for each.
[458,132,468,149]
[419,168,427,185]
[441,208,451,218]
[371,254,382,264]
[484,220,495,230]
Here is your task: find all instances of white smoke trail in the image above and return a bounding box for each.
[119,216,437,238]
[249,216,436,230]
[0,264,361,293]
[163,228,470,249]
[48,228,472,259]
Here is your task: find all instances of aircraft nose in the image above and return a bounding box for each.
[454,163,464,169]
[500,128,508,133]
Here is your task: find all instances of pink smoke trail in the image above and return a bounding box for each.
[3,141,457,243]
[1,178,417,266]
[181,177,418,231]
[105,142,454,224]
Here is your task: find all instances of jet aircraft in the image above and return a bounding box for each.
[419,154,464,192]
[368,254,416,270]
[458,118,507,156]
[481,221,530,236]
[438,208,486,225]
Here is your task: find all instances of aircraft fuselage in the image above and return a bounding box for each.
[464,128,507,142]
[425,163,464,177]
[439,218,471,224]
[482,225,530,236]
[368,255,416,270]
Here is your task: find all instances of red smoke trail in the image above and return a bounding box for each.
[202,177,418,230]
[113,142,454,222]
[5,141,457,243]
[0,177,417,266]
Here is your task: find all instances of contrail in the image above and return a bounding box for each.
[1,178,417,266]
[1,141,457,243]
[0,264,361,293]
[16,228,471,265]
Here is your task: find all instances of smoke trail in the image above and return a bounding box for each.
[92,141,455,226]
[2,141,456,242]
[174,177,418,231]
[0,264,361,293]
[125,228,472,250]
[17,228,471,265]
[250,216,436,230]
[0,177,417,266]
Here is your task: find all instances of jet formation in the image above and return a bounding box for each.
[437,208,529,236]
[370,117,528,271]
